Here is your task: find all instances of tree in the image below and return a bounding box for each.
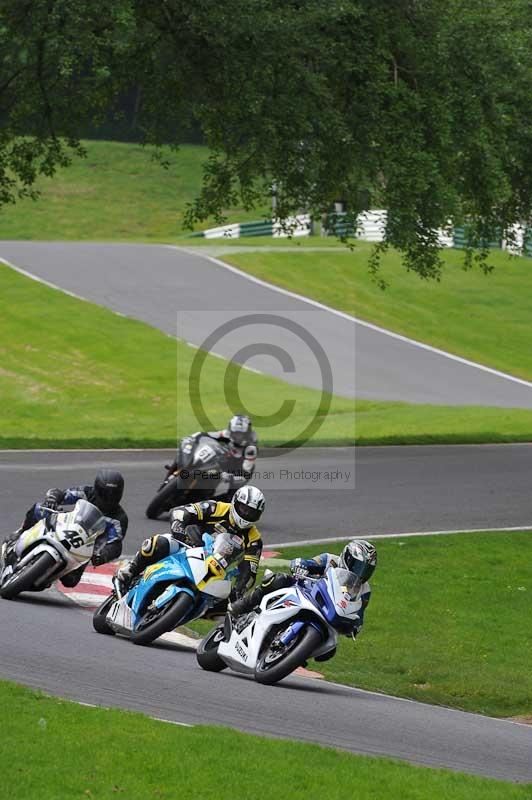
[0,1,135,203]
[2,0,532,279]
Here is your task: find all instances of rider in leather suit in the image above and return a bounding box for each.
[117,486,265,604]
[230,540,377,645]
[168,415,258,499]
[2,469,128,587]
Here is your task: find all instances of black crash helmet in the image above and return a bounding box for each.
[93,469,124,512]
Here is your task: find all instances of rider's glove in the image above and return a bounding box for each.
[44,488,63,510]
[290,558,309,580]
[170,519,184,536]
[116,561,135,591]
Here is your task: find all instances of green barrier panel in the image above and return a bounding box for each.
[453,225,501,250]
[524,229,532,258]
[325,219,357,237]
[239,222,273,237]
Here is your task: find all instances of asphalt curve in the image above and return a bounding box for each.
[0,592,531,782]
[2,240,532,406]
[1,446,532,552]
[2,446,532,782]
[2,239,532,781]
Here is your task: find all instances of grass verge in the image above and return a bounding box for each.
[0,261,354,448]
[273,532,532,717]
[2,680,530,799]
[0,141,269,241]
[224,245,532,383]
[5,260,532,447]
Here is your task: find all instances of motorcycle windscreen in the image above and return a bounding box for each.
[332,567,362,598]
[193,437,227,469]
[72,500,106,535]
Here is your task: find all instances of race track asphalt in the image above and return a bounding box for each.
[2,240,532,406]
[0,591,531,782]
[2,241,532,782]
[1,446,531,552]
[2,446,532,781]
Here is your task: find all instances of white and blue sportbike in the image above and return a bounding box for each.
[1,500,106,600]
[197,567,362,685]
[93,532,241,646]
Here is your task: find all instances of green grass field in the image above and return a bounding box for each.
[3,139,532,445]
[224,245,532,383]
[0,261,355,448]
[3,681,530,799]
[5,259,532,447]
[0,141,270,241]
[270,532,532,717]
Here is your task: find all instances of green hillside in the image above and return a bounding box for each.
[0,140,270,241]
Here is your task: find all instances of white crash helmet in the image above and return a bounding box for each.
[230,485,265,529]
[228,414,253,447]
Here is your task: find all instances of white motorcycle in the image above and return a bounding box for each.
[197,567,363,685]
[0,499,106,600]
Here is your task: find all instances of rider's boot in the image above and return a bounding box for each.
[60,564,87,588]
[315,647,337,663]
[1,540,17,569]
[203,599,228,620]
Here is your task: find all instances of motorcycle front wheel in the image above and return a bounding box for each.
[145,476,187,519]
[196,625,227,672]
[93,593,117,635]
[0,552,57,600]
[131,591,194,646]
[254,625,322,685]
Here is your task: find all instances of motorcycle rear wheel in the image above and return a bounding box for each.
[93,593,117,635]
[145,477,187,520]
[196,625,227,672]
[131,591,194,646]
[0,552,57,600]
[254,625,322,685]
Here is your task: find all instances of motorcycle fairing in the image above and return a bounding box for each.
[106,541,232,635]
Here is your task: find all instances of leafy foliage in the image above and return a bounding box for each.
[0,1,132,202]
[2,0,532,277]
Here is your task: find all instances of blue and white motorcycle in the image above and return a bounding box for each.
[93,532,242,646]
[197,567,363,684]
[1,500,106,600]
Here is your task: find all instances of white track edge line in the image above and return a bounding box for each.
[2,443,532,454]
[0,448,178,453]
[171,245,532,391]
[0,256,100,304]
[5,245,532,393]
[269,525,532,548]
[58,587,532,732]
[0,255,264,378]
[74,700,193,726]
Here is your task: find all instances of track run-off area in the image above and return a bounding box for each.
[2,240,532,406]
[1,243,532,782]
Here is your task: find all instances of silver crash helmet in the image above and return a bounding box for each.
[338,539,377,593]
